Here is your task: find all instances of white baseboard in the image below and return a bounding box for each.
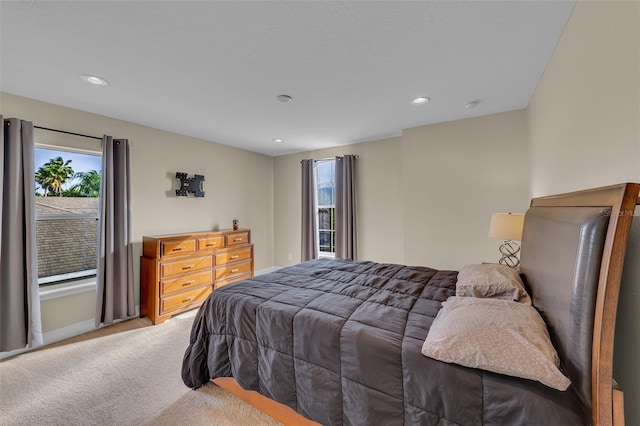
[255,266,282,275]
[1,305,140,360]
[1,319,97,360]
[2,267,284,360]
[44,318,98,345]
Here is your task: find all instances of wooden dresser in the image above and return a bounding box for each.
[140,229,253,324]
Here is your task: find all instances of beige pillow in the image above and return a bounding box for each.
[456,264,531,304]
[421,296,570,391]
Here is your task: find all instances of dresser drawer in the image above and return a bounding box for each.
[160,286,211,315]
[215,247,252,265]
[198,236,224,251]
[161,270,213,295]
[215,260,252,281]
[215,273,251,290]
[141,228,254,325]
[161,255,212,277]
[161,239,196,257]
[225,231,250,247]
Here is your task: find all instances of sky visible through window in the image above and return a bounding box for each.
[35,147,101,191]
[317,159,335,206]
[317,160,334,187]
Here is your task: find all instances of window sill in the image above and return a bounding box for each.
[318,253,336,259]
[39,277,96,301]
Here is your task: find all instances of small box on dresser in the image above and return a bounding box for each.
[140,229,253,324]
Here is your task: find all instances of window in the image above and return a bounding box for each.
[317,159,335,256]
[35,147,102,286]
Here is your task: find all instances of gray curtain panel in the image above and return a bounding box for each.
[1,117,43,351]
[95,136,135,327]
[301,159,318,261]
[335,155,357,260]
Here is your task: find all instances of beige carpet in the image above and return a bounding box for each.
[0,313,281,426]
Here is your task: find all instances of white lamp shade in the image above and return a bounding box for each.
[488,213,525,241]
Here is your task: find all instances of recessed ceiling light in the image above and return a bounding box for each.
[277,95,292,103]
[80,74,109,86]
[411,97,430,105]
[272,138,284,143]
[465,101,480,109]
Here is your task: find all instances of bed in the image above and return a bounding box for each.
[182,183,639,425]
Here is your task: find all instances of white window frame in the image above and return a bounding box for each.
[316,159,336,258]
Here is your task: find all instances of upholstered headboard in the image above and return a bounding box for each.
[520,206,609,407]
[518,183,639,426]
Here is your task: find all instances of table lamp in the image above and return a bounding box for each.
[488,212,525,268]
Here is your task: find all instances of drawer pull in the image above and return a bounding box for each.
[206,242,217,246]
[231,268,239,273]
[182,280,195,286]
[229,255,239,260]
[182,296,195,302]
[233,238,242,242]
[173,246,185,251]
[182,264,195,270]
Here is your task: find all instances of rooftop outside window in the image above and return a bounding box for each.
[35,147,101,286]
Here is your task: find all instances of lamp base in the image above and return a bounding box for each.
[498,240,521,268]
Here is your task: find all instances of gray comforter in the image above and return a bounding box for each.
[182,258,586,425]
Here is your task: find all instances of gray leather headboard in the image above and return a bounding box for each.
[519,206,610,409]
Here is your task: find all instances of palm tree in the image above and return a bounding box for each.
[34,169,54,196]
[69,170,101,197]
[35,157,74,196]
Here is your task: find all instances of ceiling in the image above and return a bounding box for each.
[0,1,575,157]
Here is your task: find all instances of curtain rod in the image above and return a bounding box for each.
[34,125,103,141]
[300,155,359,163]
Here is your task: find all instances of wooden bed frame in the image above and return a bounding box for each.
[214,183,639,426]
[527,182,639,426]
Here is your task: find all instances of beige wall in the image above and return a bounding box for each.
[402,110,530,269]
[527,1,640,423]
[273,110,530,270]
[528,1,639,197]
[1,92,274,333]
